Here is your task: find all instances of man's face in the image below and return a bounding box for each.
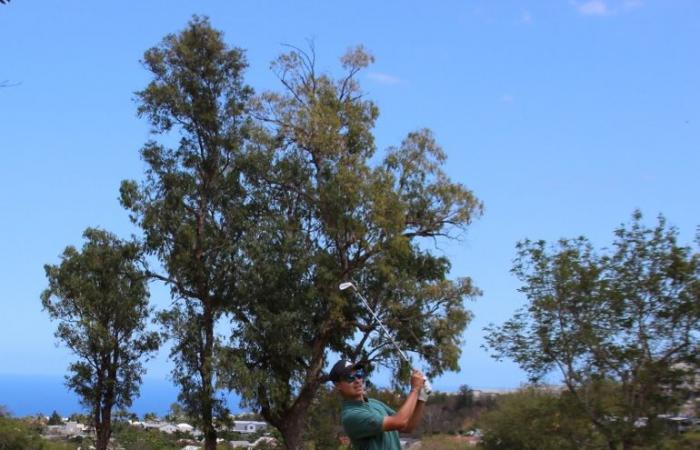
[335,369,365,399]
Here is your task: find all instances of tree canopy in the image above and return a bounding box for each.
[485,211,700,450]
[42,228,160,450]
[120,15,257,450]
[122,17,481,450]
[218,43,482,449]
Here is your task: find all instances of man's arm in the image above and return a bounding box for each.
[382,370,424,432]
[401,397,425,433]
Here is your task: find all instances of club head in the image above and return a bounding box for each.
[339,282,355,291]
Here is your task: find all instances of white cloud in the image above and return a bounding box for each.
[572,0,643,16]
[622,0,644,10]
[575,0,610,16]
[367,72,404,86]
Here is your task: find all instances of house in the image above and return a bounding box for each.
[159,424,179,434]
[45,421,87,438]
[232,420,268,434]
[176,423,195,433]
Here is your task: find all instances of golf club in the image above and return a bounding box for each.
[339,281,432,394]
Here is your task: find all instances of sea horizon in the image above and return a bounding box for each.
[0,373,244,418]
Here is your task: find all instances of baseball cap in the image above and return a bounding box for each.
[328,359,363,382]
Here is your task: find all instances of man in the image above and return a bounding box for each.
[329,359,427,450]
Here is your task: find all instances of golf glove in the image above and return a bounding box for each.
[418,387,429,402]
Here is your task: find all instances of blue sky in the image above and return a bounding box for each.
[1,0,698,411]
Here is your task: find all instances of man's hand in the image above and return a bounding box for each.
[410,369,425,392]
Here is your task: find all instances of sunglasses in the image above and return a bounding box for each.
[343,369,365,383]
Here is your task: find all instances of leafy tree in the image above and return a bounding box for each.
[41,228,160,450]
[120,16,256,450]
[0,416,75,450]
[478,388,603,450]
[485,211,700,450]
[220,44,482,449]
[304,385,342,450]
[68,412,90,423]
[143,411,159,422]
[112,422,180,450]
[163,402,181,423]
[48,410,63,425]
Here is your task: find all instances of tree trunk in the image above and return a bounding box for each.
[202,301,217,450]
[93,398,112,450]
[279,412,308,450]
[278,385,320,450]
[95,410,112,450]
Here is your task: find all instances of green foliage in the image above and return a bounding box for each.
[419,386,488,435]
[48,410,63,425]
[419,434,468,450]
[126,17,481,450]
[0,416,74,450]
[68,412,89,423]
[304,385,343,450]
[220,42,482,449]
[41,228,160,450]
[485,211,700,449]
[478,388,604,450]
[112,422,181,450]
[123,15,256,449]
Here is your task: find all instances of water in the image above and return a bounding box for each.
[0,373,243,418]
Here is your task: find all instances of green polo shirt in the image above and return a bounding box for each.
[341,398,401,450]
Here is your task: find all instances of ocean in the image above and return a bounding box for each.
[0,373,243,418]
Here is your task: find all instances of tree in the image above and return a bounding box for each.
[485,211,700,450]
[164,402,188,423]
[0,416,76,450]
[48,410,63,425]
[219,44,482,449]
[143,412,159,422]
[120,16,256,450]
[41,228,160,450]
[478,388,603,450]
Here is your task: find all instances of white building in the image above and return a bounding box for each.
[232,420,268,434]
[45,421,87,438]
[177,423,195,433]
[158,423,179,434]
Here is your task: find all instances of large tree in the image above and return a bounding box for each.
[219,45,483,449]
[41,228,159,450]
[485,211,700,450]
[119,16,256,450]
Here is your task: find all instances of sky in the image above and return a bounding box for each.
[1,0,699,415]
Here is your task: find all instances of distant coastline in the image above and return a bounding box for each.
[0,373,243,417]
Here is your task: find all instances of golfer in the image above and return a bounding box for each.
[329,359,426,450]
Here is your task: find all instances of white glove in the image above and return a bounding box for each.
[418,387,429,402]
[418,379,431,402]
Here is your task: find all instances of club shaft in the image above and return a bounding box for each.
[351,287,411,365]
